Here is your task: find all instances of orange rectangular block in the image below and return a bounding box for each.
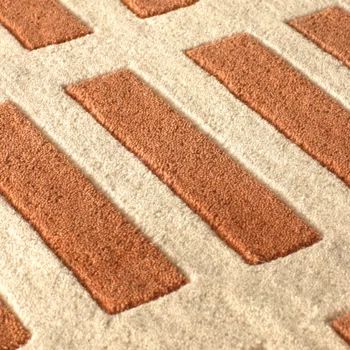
[0,102,186,314]
[289,6,350,68]
[0,298,30,350]
[187,33,350,187]
[0,0,91,49]
[332,313,350,345]
[121,0,198,18]
[66,70,320,264]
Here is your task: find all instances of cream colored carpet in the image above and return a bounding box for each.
[0,0,350,349]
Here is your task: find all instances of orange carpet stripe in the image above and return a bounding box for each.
[332,313,350,345]
[186,33,350,187]
[121,0,198,18]
[0,0,91,50]
[66,69,319,264]
[0,101,186,314]
[0,298,30,350]
[289,6,350,68]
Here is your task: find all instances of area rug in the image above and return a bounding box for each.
[0,0,350,349]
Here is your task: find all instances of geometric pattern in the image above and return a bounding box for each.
[187,33,350,187]
[0,101,186,315]
[0,0,349,349]
[66,69,319,264]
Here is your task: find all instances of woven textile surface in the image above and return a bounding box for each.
[0,0,350,349]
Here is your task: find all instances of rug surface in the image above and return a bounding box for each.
[0,0,350,349]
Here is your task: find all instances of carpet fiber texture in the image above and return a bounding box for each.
[0,0,349,349]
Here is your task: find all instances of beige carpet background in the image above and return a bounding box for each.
[0,0,350,349]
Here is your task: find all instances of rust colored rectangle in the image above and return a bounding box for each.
[0,0,92,50]
[121,0,198,18]
[186,33,350,187]
[0,102,186,314]
[332,313,350,345]
[0,298,30,350]
[289,6,350,68]
[66,70,319,264]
